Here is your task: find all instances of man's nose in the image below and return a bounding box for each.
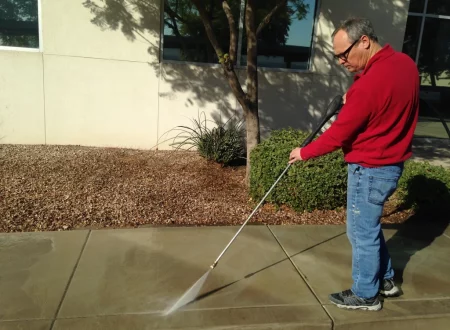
[338,58,346,65]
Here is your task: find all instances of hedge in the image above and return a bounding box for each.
[249,128,347,212]
[397,160,450,211]
[249,128,450,213]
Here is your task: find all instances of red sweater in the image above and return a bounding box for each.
[300,44,420,167]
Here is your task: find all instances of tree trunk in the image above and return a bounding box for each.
[244,0,260,184]
[244,101,260,183]
[192,0,287,185]
[430,72,437,87]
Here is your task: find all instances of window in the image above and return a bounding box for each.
[162,0,317,70]
[402,0,450,123]
[0,0,40,49]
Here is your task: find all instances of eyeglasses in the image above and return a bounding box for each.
[333,38,360,61]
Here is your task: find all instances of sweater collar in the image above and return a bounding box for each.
[354,44,395,80]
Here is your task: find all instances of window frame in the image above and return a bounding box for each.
[159,0,320,73]
[407,0,450,64]
[0,0,43,53]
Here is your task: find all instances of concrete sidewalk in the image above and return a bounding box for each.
[412,137,450,168]
[1,224,449,330]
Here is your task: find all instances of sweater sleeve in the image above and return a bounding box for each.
[300,87,372,160]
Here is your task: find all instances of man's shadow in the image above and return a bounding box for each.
[384,175,450,289]
[187,175,449,305]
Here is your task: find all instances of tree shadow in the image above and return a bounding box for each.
[411,138,450,167]
[83,0,161,58]
[81,0,407,148]
[186,230,346,304]
[384,175,450,287]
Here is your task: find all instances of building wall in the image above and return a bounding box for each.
[0,51,45,144]
[0,0,410,149]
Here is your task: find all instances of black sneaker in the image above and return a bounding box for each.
[329,289,382,311]
[380,278,400,297]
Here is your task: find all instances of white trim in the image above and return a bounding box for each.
[0,0,42,52]
[0,46,40,52]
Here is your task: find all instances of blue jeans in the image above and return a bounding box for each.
[346,163,403,299]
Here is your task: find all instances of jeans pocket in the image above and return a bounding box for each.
[368,176,398,205]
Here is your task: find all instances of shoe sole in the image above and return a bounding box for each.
[380,287,400,297]
[330,300,382,311]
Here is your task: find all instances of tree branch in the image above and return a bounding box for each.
[245,0,257,107]
[221,1,237,64]
[164,0,188,25]
[256,0,287,36]
[192,1,248,112]
[191,0,224,58]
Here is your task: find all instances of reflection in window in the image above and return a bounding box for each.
[162,0,317,70]
[402,15,422,61]
[418,18,450,88]
[403,0,450,129]
[241,0,315,70]
[163,0,239,63]
[427,0,450,15]
[408,0,426,13]
[0,0,39,48]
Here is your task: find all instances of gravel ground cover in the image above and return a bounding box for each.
[0,145,412,232]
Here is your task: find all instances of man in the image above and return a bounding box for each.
[289,17,419,311]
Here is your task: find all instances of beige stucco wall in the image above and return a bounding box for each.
[0,0,410,149]
[312,0,410,76]
[40,0,161,149]
[42,0,160,62]
[0,51,45,144]
[157,63,239,149]
[44,54,159,149]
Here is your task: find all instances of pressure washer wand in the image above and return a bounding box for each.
[209,95,343,269]
[210,162,291,269]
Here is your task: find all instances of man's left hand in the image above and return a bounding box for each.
[289,147,303,164]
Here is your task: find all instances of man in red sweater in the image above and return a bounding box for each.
[289,17,419,311]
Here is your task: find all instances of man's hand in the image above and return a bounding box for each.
[289,147,303,164]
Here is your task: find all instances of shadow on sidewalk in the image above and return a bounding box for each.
[384,175,450,287]
[187,231,346,306]
[190,176,450,304]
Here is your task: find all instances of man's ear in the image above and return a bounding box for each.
[361,35,371,49]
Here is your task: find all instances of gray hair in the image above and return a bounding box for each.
[332,17,378,43]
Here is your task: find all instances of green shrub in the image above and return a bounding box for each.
[249,128,348,212]
[249,127,450,214]
[397,160,450,211]
[170,113,245,166]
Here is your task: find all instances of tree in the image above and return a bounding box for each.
[166,0,308,183]
[84,0,309,183]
